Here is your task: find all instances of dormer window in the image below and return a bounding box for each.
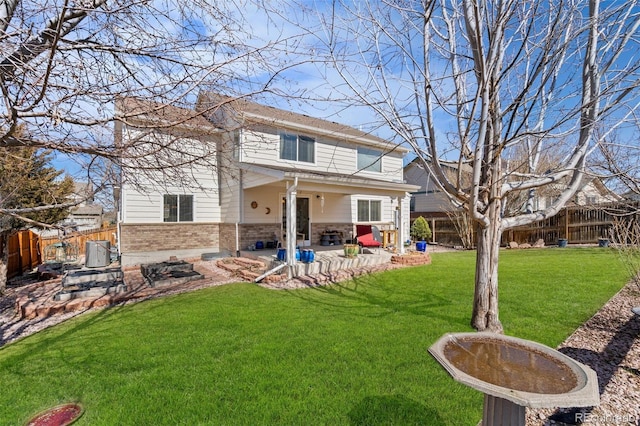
[357,146,382,172]
[280,132,315,163]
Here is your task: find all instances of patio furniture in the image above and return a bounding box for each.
[356,225,382,253]
[381,229,398,249]
[321,231,342,245]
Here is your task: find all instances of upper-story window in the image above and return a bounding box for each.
[232,130,240,160]
[164,194,193,222]
[357,146,382,172]
[280,132,315,163]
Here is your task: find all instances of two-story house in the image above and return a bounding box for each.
[116,94,419,266]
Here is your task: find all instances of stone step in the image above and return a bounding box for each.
[233,257,266,269]
[63,268,124,287]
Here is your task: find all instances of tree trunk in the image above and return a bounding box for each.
[472,211,503,333]
[0,230,9,293]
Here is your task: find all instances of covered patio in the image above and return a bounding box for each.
[233,166,419,269]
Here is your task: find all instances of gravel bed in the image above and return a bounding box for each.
[526,282,640,425]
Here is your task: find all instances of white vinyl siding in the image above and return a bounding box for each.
[119,128,221,224]
[122,188,221,224]
[240,125,405,182]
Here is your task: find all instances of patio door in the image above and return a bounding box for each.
[282,196,310,246]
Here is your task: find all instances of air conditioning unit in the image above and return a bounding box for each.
[85,240,111,268]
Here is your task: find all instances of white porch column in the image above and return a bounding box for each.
[399,193,412,254]
[286,178,298,275]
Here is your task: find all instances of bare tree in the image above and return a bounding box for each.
[306,0,640,331]
[0,0,303,285]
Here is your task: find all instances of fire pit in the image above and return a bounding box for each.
[429,332,599,426]
[140,260,204,288]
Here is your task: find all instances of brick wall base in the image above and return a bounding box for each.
[238,224,281,250]
[219,223,237,254]
[120,223,220,253]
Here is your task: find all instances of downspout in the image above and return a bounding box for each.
[236,168,244,257]
[235,223,240,257]
[254,263,287,283]
[116,203,122,262]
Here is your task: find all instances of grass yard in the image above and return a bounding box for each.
[0,248,631,425]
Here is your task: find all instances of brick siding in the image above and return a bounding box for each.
[238,224,281,249]
[120,223,220,253]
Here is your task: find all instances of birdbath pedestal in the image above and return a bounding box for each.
[429,332,599,426]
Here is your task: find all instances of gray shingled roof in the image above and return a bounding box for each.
[116,97,218,131]
[197,92,408,152]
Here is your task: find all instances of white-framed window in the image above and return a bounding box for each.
[357,199,381,222]
[232,130,241,160]
[163,194,194,222]
[280,132,315,163]
[357,146,382,172]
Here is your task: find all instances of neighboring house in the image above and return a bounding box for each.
[404,158,463,218]
[62,204,104,232]
[404,158,621,218]
[37,181,104,237]
[115,94,420,266]
[62,182,104,232]
[564,177,622,207]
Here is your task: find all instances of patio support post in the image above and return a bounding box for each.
[286,178,298,277]
[398,195,406,255]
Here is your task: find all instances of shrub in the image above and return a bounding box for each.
[410,216,432,241]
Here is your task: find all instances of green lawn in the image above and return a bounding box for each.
[0,248,630,425]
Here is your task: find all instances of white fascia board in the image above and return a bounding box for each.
[284,171,420,195]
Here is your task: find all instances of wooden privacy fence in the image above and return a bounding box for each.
[40,226,117,262]
[421,201,640,248]
[2,226,117,280]
[0,230,40,280]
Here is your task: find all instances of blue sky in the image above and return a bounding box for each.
[50,0,640,185]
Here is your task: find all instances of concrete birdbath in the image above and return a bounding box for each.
[429,332,599,426]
